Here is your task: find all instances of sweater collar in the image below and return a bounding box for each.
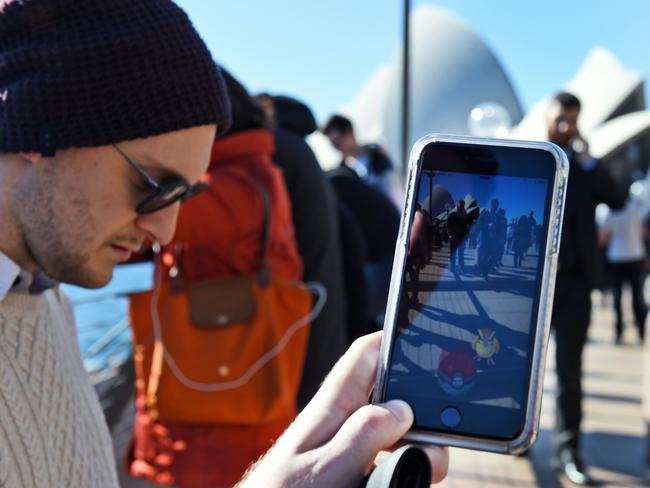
[209,129,275,169]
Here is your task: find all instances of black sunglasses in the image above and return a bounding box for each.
[113,144,209,214]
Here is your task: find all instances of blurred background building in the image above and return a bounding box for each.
[309,5,650,193]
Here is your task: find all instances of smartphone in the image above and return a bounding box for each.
[372,134,568,454]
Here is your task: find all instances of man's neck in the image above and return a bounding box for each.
[0,156,38,272]
[0,218,37,273]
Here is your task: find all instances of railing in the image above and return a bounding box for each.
[65,262,153,378]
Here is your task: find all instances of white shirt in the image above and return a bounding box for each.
[0,251,56,300]
[598,171,650,263]
[0,251,21,300]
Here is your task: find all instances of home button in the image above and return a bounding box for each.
[440,407,461,428]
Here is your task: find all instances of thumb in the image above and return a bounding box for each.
[323,400,414,479]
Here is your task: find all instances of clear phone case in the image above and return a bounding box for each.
[372,133,569,454]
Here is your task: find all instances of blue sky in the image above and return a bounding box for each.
[176,1,650,123]
[416,172,548,223]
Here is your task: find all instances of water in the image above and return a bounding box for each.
[63,262,153,376]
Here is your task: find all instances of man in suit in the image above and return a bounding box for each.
[548,92,627,485]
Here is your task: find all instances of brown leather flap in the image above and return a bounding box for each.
[186,275,256,328]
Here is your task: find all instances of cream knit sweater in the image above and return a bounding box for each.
[0,288,119,487]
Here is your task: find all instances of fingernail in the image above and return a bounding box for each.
[383,399,413,425]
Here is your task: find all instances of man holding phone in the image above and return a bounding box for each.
[547,92,627,485]
[0,1,448,487]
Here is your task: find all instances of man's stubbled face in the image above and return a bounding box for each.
[11,124,216,288]
[14,156,102,287]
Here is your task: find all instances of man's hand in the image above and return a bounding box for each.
[237,332,449,487]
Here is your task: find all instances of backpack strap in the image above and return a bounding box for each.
[146,254,165,418]
[253,178,272,288]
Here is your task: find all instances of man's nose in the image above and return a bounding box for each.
[134,202,181,246]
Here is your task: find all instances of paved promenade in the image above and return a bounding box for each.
[439,290,649,487]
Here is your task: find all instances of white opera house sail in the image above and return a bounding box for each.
[311,5,650,191]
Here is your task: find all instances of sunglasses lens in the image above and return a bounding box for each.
[162,184,188,201]
[137,181,189,214]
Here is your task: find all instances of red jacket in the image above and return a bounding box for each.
[128,129,303,488]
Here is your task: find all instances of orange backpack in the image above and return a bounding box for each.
[129,180,323,424]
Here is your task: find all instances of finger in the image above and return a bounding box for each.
[319,400,414,482]
[284,332,384,451]
[313,332,383,410]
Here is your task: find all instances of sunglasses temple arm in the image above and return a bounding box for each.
[112,144,159,189]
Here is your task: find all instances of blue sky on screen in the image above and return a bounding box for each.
[416,172,548,223]
[177,0,650,123]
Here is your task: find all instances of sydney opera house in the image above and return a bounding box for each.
[310,5,650,191]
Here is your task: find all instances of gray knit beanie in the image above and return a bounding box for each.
[0,0,232,155]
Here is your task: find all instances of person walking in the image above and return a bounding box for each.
[448,200,469,274]
[597,170,650,345]
[513,215,530,268]
[494,208,508,267]
[476,209,492,278]
[506,218,516,252]
[547,92,627,485]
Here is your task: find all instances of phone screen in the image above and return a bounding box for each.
[384,143,556,440]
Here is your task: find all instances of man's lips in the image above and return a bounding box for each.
[109,244,138,261]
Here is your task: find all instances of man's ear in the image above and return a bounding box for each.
[19,152,43,164]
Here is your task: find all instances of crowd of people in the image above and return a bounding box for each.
[410,197,543,282]
[0,1,646,488]
[459,202,541,277]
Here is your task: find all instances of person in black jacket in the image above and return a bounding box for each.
[447,199,469,274]
[258,94,348,408]
[336,200,374,342]
[260,95,373,346]
[327,163,401,328]
[548,92,627,485]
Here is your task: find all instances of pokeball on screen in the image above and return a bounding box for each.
[437,351,476,395]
